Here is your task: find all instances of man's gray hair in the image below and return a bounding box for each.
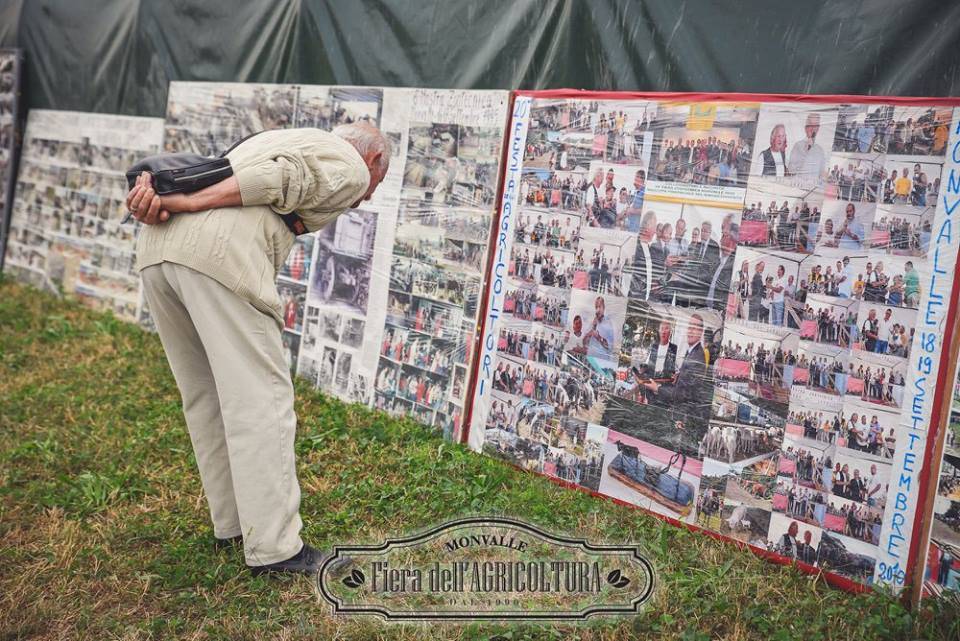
[332,122,391,174]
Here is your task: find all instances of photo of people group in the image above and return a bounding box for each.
[647,103,757,194]
[474,96,955,587]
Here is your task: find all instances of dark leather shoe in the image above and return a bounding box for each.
[249,543,326,576]
[214,534,243,551]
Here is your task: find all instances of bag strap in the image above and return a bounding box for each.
[219,129,265,158]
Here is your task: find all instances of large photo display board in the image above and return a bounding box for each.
[163,82,509,439]
[3,110,164,322]
[468,92,960,590]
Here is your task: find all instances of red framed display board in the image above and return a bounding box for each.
[465,89,960,596]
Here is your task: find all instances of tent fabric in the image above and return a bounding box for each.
[1,0,960,119]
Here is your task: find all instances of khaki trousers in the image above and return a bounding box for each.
[141,261,303,566]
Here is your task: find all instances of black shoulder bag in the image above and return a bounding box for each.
[123,131,309,235]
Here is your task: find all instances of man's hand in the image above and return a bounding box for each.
[126,172,170,225]
[124,171,243,225]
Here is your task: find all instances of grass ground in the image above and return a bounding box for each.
[1,275,958,641]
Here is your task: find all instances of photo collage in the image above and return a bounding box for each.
[373,102,506,439]
[473,97,956,586]
[3,110,164,323]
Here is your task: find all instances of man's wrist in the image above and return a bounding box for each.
[191,176,242,211]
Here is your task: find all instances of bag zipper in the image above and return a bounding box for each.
[172,165,231,182]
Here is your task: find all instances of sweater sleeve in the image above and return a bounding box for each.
[230,130,370,217]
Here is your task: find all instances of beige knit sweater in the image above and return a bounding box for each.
[135,129,370,326]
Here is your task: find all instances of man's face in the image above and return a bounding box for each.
[804,116,820,139]
[720,231,736,255]
[771,127,786,151]
[353,155,387,207]
[594,296,605,318]
[803,531,813,544]
[659,320,672,344]
[676,219,686,238]
[634,172,645,189]
[701,222,711,241]
[884,309,892,320]
[777,265,785,277]
[687,317,704,346]
[642,213,657,236]
[722,214,733,235]
[845,204,855,220]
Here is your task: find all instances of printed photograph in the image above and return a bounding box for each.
[600,429,703,521]
[749,104,839,188]
[164,82,299,155]
[879,158,943,207]
[766,511,823,566]
[870,203,935,257]
[627,201,740,310]
[605,303,724,457]
[824,152,885,204]
[739,183,825,253]
[713,320,799,406]
[647,102,759,190]
[295,86,382,129]
[309,210,378,315]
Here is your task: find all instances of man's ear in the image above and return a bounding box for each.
[369,152,383,175]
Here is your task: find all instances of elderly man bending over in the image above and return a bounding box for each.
[125,123,389,575]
